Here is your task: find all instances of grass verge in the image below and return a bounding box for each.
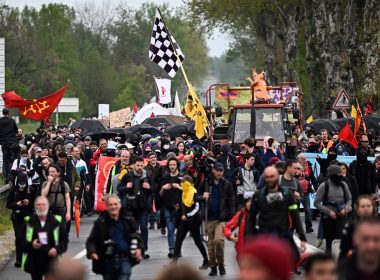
[0,198,12,235]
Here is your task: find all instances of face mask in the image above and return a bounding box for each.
[21,156,28,160]
[330,175,343,184]
[163,144,170,150]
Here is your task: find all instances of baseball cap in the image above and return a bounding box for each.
[213,162,224,171]
[36,147,43,152]
[84,136,92,141]
[126,143,135,149]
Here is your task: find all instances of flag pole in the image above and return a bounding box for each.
[157,8,210,132]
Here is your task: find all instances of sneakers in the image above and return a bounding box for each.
[209,266,218,276]
[14,262,21,268]
[306,228,314,233]
[316,239,323,248]
[199,260,209,270]
[143,253,150,259]
[218,265,226,275]
[149,222,155,230]
[167,250,174,258]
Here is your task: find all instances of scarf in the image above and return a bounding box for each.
[181,180,197,208]
[118,164,132,180]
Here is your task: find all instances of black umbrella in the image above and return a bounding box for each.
[166,122,195,137]
[304,119,340,133]
[142,116,177,127]
[126,124,163,138]
[364,115,380,131]
[71,119,107,133]
[332,118,355,131]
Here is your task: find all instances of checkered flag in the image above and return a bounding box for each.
[149,10,185,78]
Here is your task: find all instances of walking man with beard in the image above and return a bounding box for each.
[20,196,66,280]
[246,166,307,262]
[314,165,352,254]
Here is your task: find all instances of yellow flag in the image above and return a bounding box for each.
[305,115,313,124]
[184,83,208,139]
[351,105,357,118]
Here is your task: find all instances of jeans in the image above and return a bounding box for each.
[132,210,149,251]
[301,193,313,230]
[1,144,12,182]
[103,257,132,280]
[164,208,176,251]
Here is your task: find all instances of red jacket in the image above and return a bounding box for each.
[224,207,248,254]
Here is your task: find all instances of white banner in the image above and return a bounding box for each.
[154,78,172,104]
[98,104,109,119]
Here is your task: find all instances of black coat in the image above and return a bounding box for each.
[86,211,143,275]
[0,116,18,146]
[198,177,236,222]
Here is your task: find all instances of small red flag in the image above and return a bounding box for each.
[1,85,67,121]
[150,111,156,118]
[365,96,373,115]
[338,122,358,149]
[133,101,138,113]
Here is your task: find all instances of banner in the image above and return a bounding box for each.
[98,104,109,119]
[154,78,172,104]
[268,87,299,103]
[214,86,251,122]
[184,82,208,139]
[110,107,132,128]
[94,156,118,211]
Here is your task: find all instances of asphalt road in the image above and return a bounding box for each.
[0,214,323,280]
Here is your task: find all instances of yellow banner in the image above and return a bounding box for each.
[184,83,207,139]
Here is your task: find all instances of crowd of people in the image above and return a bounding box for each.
[1,107,380,280]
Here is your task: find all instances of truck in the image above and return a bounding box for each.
[205,80,303,146]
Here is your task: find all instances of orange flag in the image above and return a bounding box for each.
[1,85,67,121]
[354,103,366,143]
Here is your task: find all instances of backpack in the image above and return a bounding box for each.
[48,180,67,211]
[322,180,348,205]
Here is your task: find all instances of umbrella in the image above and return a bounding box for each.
[364,115,380,131]
[132,103,170,124]
[74,198,81,238]
[166,122,195,137]
[100,128,132,139]
[332,118,355,130]
[304,119,340,133]
[126,124,163,137]
[142,116,178,127]
[71,119,107,133]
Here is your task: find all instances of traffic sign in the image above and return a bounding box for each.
[333,89,350,109]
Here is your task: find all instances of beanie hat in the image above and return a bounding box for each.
[327,164,341,176]
[268,156,279,166]
[238,235,294,280]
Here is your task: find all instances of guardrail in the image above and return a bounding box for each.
[0,184,10,200]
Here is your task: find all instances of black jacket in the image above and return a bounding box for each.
[6,186,34,215]
[0,116,17,146]
[246,185,307,241]
[86,211,143,275]
[198,177,236,222]
[20,213,66,274]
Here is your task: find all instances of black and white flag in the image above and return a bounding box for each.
[149,10,185,78]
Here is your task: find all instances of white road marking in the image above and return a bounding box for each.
[74,249,87,260]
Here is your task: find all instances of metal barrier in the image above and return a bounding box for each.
[0,184,10,200]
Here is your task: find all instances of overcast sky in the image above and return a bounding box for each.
[5,0,230,57]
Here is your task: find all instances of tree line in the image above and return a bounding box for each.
[0,2,209,117]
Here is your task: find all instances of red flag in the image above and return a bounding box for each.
[1,85,67,121]
[365,96,373,115]
[133,101,138,113]
[150,111,156,118]
[338,122,358,149]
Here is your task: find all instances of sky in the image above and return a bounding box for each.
[5,0,230,57]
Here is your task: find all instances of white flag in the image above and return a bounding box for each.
[174,91,181,116]
[154,78,172,104]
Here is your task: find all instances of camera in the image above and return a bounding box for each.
[104,239,116,256]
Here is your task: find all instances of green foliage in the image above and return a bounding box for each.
[0,2,209,117]
[0,199,11,235]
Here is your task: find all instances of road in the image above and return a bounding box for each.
[0,214,323,280]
